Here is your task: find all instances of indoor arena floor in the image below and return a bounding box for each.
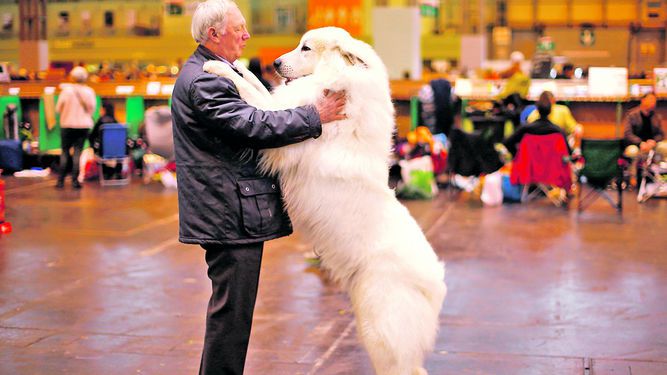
[1,176,666,375]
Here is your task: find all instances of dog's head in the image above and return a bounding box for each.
[273,27,373,83]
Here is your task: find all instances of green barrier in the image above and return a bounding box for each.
[39,95,101,152]
[39,94,61,151]
[0,96,23,139]
[125,96,145,138]
[410,96,420,131]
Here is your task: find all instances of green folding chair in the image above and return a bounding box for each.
[576,138,625,213]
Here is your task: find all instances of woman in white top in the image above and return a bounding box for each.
[55,66,97,189]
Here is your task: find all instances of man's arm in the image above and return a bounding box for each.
[502,125,528,156]
[623,112,642,146]
[191,74,322,149]
[560,105,578,136]
[653,114,665,142]
[55,89,67,114]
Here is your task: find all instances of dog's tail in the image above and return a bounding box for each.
[351,271,445,375]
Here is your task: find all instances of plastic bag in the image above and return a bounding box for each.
[481,171,503,206]
[397,156,437,199]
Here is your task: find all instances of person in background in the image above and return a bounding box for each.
[526,91,583,149]
[623,92,666,186]
[55,66,97,189]
[248,57,271,91]
[263,63,282,89]
[497,51,531,130]
[503,92,571,158]
[89,101,123,180]
[171,1,346,374]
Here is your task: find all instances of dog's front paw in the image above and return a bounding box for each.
[203,60,234,78]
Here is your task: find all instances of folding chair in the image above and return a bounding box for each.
[576,138,624,213]
[637,149,667,203]
[510,133,572,207]
[97,123,131,186]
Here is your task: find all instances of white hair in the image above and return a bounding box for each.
[191,0,236,44]
[70,66,88,83]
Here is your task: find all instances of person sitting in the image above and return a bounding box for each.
[526,91,583,149]
[503,94,571,158]
[89,101,123,180]
[622,92,666,186]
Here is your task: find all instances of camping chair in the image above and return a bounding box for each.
[97,123,130,186]
[510,133,572,207]
[637,149,667,203]
[468,115,507,145]
[576,138,625,213]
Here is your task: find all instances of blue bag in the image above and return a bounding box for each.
[502,174,522,202]
[0,140,23,171]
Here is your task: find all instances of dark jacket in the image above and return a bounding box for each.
[171,45,322,245]
[623,107,664,146]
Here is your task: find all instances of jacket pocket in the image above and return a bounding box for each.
[237,177,283,236]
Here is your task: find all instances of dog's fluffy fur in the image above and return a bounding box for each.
[204,27,446,375]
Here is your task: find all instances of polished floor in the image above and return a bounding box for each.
[1,176,666,375]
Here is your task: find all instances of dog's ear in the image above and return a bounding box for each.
[335,47,366,67]
[334,41,368,68]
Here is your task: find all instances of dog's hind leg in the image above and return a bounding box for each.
[350,275,439,375]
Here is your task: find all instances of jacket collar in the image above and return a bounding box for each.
[197,45,223,62]
[196,45,243,76]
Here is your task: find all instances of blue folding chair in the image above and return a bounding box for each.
[98,123,130,186]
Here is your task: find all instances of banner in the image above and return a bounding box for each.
[308,0,362,36]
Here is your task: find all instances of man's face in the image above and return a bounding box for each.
[641,95,657,114]
[215,6,250,62]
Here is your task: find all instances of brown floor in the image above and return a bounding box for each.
[1,176,666,375]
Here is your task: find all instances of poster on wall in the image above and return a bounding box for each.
[308,0,362,36]
[654,68,667,95]
[588,67,628,97]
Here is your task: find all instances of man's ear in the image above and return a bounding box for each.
[207,27,220,42]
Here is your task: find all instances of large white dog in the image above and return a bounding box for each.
[204,27,446,375]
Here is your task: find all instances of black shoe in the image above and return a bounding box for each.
[72,180,82,189]
[55,180,65,189]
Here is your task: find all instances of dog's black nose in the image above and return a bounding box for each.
[273,59,282,69]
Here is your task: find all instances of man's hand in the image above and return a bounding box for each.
[315,90,347,124]
[640,141,655,153]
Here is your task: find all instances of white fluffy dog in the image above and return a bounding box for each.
[204,27,446,375]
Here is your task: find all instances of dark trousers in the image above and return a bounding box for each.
[200,242,264,375]
[58,128,89,182]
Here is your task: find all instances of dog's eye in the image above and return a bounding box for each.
[301,45,311,52]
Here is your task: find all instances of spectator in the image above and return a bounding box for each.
[526,91,583,149]
[503,92,571,157]
[89,101,123,180]
[497,51,530,130]
[248,57,272,91]
[623,92,666,185]
[55,67,96,189]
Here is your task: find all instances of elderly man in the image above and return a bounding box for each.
[623,92,666,186]
[170,1,346,374]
